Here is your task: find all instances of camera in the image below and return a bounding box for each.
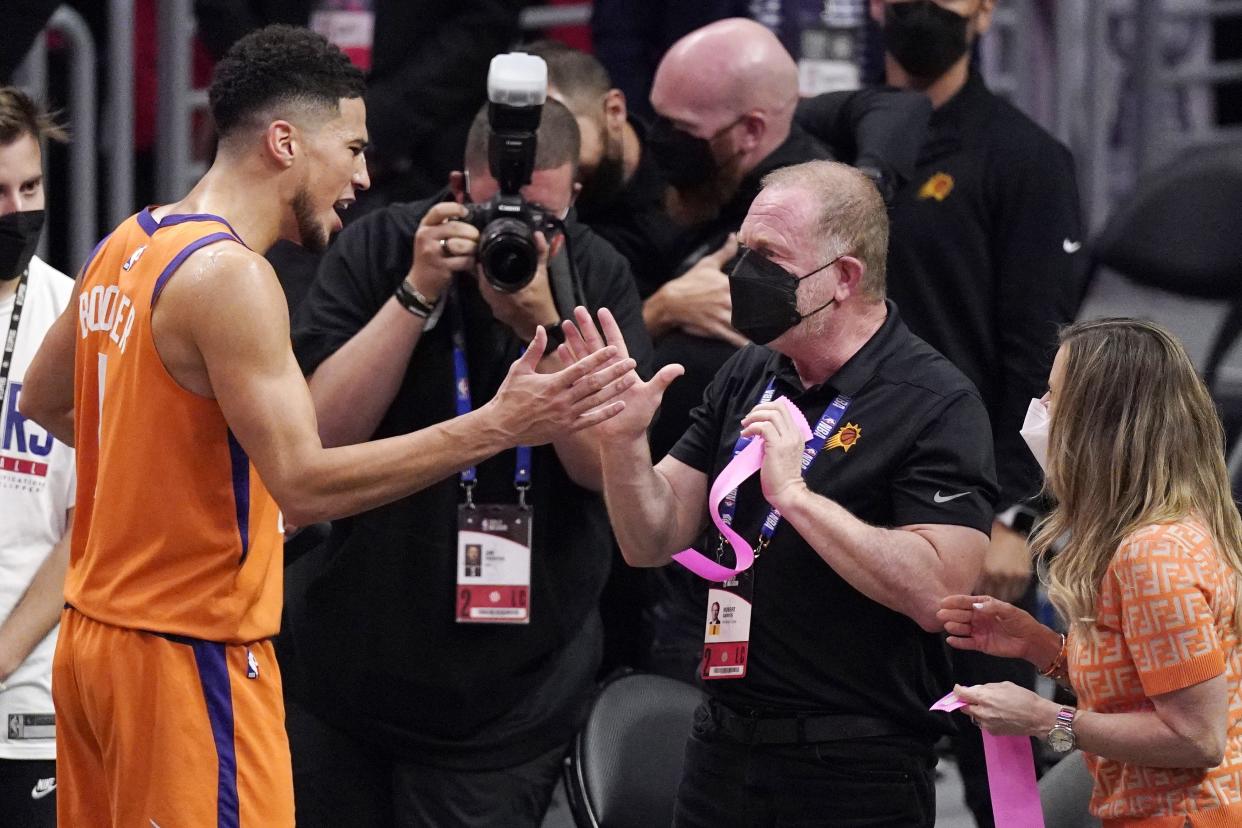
[462,53,559,293]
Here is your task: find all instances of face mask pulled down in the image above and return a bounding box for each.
[728,247,839,345]
[1019,397,1050,475]
[0,210,45,281]
[884,0,971,79]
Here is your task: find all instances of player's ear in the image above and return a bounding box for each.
[265,120,299,170]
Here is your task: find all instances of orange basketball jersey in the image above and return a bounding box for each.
[68,208,283,643]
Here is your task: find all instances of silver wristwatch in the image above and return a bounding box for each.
[1047,705,1077,753]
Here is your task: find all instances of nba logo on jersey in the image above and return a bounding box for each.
[246,648,259,680]
[122,245,146,272]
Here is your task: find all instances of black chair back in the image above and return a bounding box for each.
[564,672,703,828]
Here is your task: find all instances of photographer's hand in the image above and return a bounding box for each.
[408,202,479,302]
[476,231,560,344]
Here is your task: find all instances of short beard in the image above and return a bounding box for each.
[577,129,626,215]
[292,187,329,254]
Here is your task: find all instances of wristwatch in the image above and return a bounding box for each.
[996,504,1039,538]
[1047,705,1077,753]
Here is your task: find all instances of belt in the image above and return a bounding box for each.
[705,699,916,746]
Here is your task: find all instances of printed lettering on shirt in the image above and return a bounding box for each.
[1,381,56,493]
[77,283,137,353]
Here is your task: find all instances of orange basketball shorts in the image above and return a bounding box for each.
[52,607,294,827]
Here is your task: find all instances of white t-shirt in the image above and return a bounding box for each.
[0,256,75,760]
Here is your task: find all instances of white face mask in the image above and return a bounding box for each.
[1020,397,1050,475]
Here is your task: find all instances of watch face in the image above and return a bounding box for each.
[1048,727,1074,753]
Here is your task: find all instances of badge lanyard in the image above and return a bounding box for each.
[0,269,29,413]
[700,377,852,680]
[717,378,852,560]
[451,292,535,624]
[450,294,531,507]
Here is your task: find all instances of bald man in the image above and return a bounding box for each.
[640,18,824,464]
[570,160,997,827]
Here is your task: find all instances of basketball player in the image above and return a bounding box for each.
[18,26,633,827]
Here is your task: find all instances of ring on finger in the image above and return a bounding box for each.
[440,237,451,256]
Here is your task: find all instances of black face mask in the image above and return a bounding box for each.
[0,210,44,281]
[646,115,744,189]
[646,117,716,189]
[729,246,840,345]
[884,1,971,80]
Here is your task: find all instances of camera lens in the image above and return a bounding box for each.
[479,218,538,292]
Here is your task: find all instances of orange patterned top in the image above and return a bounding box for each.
[1068,519,1242,828]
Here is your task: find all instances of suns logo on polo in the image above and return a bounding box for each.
[825,423,861,453]
[918,172,955,202]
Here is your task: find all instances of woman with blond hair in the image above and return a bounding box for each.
[938,318,1242,827]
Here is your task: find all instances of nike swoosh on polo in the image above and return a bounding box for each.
[1063,239,1082,254]
[30,777,55,799]
[934,490,971,503]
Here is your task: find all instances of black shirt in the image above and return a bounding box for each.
[287,195,652,769]
[669,302,997,738]
[887,72,1086,508]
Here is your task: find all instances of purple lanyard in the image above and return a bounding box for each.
[450,295,531,506]
[718,378,852,544]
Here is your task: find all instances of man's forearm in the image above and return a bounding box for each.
[600,439,683,566]
[641,292,675,339]
[776,487,982,631]
[279,403,512,526]
[308,297,430,447]
[0,523,71,682]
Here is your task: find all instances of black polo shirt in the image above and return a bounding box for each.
[285,195,652,770]
[887,71,1086,509]
[668,302,997,738]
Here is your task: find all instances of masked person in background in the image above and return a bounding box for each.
[870,3,1087,820]
[941,318,1242,828]
[0,87,73,828]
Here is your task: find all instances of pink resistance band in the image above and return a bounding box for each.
[932,691,1046,827]
[672,397,813,582]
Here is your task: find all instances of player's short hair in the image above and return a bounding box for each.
[463,98,580,179]
[0,87,67,146]
[208,24,366,138]
[520,40,612,112]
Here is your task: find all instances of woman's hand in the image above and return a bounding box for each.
[937,594,1058,667]
[954,682,1061,737]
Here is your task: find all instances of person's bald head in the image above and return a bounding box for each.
[650,19,798,175]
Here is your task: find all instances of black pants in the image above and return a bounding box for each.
[0,757,56,827]
[286,701,567,828]
[673,703,936,827]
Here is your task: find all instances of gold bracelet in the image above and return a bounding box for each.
[1039,632,1068,678]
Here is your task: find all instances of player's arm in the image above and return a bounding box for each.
[19,277,81,446]
[0,508,72,684]
[184,248,632,527]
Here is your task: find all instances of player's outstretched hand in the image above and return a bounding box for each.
[487,324,636,446]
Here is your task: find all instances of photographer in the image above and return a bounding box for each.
[283,73,652,825]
